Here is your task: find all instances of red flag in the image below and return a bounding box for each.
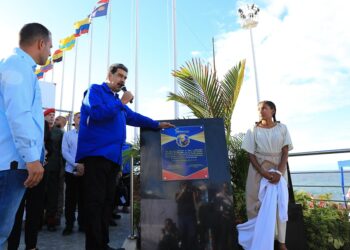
[97,0,108,3]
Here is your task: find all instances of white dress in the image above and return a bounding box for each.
[241,122,293,242]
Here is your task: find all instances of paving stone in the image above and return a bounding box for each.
[14,213,131,250]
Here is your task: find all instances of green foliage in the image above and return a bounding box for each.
[167,57,248,221]
[295,191,350,250]
[168,58,246,140]
[227,134,250,222]
[122,139,141,231]
[122,138,140,166]
[133,200,141,229]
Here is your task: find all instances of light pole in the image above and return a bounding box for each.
[238,4,260,103]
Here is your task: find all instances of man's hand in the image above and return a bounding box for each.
[159,122,175,129]
[43,149,48,166]
[76,163,85,176]
[121,91,134,105]
[25,161,44,188]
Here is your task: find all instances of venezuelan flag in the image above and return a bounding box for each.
[74,18,91,37]
[37,72,44,79]
[59,34,76,51]
[52,49,63,63]
[35,69,44,79]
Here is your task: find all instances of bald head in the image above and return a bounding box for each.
[54,116,67,129]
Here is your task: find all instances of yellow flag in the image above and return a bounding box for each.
[59,34,76,51]
[74,18,90,30]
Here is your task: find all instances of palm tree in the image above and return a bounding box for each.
[168,58,246,140]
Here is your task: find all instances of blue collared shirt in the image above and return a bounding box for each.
[62,128,78,173]
[76,82,159,165]
[0,48,44,171]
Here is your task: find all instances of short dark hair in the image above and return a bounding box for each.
[19,23,50,47]
[108,63,128,74]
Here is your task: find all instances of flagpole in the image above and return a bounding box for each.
[106,0,112,68]
[88,20,94,87]
[59,52,66,115]
[172,0,179,119]
[51,64,55,83]
[71,39,79,114]
[134,0,139,142]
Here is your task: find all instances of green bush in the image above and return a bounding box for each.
[228,136,350,249]
[295,191,350,250]
[228,134,250,223]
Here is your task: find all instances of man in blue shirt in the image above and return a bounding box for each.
[76,63,173,250]
[61,112,85,236]
[0,23,52,248]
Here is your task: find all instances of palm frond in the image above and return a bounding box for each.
[221,60,246,134]
[168,58,246,138]
[170,58,225,119]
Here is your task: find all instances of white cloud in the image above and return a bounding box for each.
[191,50,201,56]
[126,94,175,142]
[156,86,172,94]
[214,0,350,156]
[0,27,18,59]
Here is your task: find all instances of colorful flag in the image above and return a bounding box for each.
[52,49,63,63]
[37,72,44,79]
[90,3,108,18]
[74,18,91,37]
[42,58,51,67]
[97,0,109,3]
[59,34,76,51]
[35,69,44,79]
[40,63,53,73]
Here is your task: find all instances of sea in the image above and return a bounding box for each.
[290,171,350,202]
[288,152,350,203]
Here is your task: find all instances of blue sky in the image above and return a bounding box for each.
[1,0,350,171]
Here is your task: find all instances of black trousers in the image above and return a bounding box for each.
[83,156,119,250]
[7,175,46,250]
[45,170,60,221]
[64,172,85,228]
[118,174,130,207]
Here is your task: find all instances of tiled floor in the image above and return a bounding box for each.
[14,213,130,250]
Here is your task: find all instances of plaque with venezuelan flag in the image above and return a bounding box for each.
[160,125,209,181]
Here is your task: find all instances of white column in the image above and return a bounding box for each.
[106,0,112,68]
[88,21,94,87]
[172,0,179,119]
[59,52,66,114]
[71,39,79,114]
[134,0,139,142]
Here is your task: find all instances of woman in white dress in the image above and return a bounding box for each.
[242,101,293,250]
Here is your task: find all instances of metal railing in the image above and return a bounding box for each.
[288,148,350,204]
[289,148,350,157]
